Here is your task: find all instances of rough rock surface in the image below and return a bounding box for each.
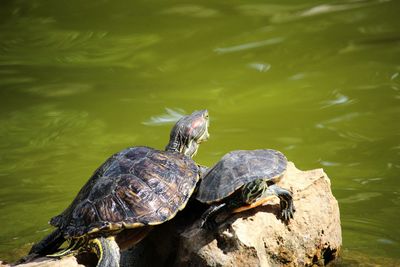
[1,256,83,267]
[174,162,342,266]
[8,162,341,267]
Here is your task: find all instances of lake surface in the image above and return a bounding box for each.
[0,0,399,265]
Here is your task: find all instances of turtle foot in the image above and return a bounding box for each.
[278,191,295,222]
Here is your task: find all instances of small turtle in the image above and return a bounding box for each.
[196,149,295,230]
[27,110,210,267]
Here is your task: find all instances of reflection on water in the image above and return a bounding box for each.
[25,83,93,97]
[142,108,185,126]
[247,62,271,72]
[162,5,219,18]
[0,18,160,68]
[214,37,284,54]
[0,105,137,176]
[320,90,355,108]
[339,192,381,204]
[299,3,367,17]
[0,0,399,264]
[269,0,384,23]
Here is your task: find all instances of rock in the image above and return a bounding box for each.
[6,256,84,267]
[9,162,341,267]
[174,162,342,266]
[120,162,342,266]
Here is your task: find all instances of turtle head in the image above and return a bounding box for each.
[165,109,209,158]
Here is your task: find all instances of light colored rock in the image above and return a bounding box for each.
[175,162,342,266]
[9,256,84,267]
[9,162,341,267]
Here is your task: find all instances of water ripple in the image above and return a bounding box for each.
[0,18,160,68]
[288,73,306,80]
[0,105,136,175]
[236,4,303,17]
[319,160,341,167]
[320,90,355,108]
[339,192,381,203]
[247,62,271,72]
[161,5,219,18]
[319,112,364,125]
[353,177,383,185]
[299,3,366,17]
[25,83,93,97]
[270,0,388,23]
[315,111,376,142]
[214,37,284,54]
[337,131,375,142]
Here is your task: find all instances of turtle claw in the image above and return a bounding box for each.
[279,194,295,222]
[281,206,294,222]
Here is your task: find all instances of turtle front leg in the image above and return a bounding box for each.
[88,237,120,267]
[265,184,295,221]
[200,202,229,230]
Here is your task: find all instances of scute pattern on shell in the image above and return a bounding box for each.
[196,149,287,203]
[50,146,199,238]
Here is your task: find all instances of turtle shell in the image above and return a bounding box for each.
[196,149,287,204]
[50,146,199,238]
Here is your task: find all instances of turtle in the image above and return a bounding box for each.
[196,149,295,230]
[26,109,210,267]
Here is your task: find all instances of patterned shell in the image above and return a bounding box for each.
[196,149,287,204]
[50,146,199,238]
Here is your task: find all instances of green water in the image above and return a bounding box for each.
[0,0,399,265]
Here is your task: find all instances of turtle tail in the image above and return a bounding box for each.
[28,228,66,256]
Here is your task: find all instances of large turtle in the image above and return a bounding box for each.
[27,110,210,267]
[196,149,295,230]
